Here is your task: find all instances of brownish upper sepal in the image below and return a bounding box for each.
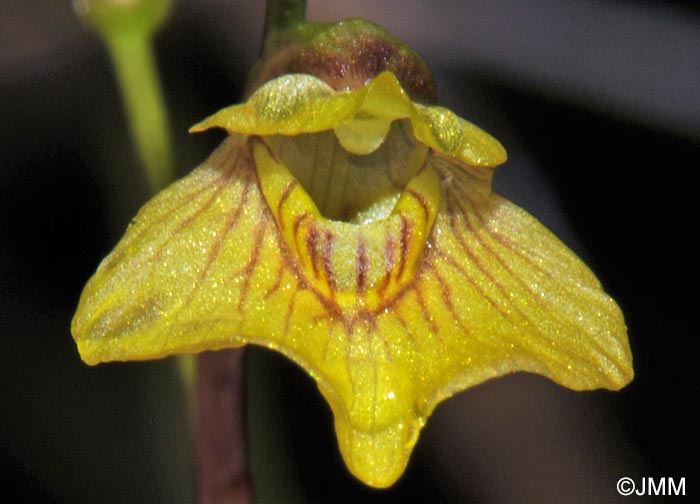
[248,19,437,104]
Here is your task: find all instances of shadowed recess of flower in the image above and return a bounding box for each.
[71,18,633,488]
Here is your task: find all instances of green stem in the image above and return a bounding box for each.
[81,0,193,441]
[78,0,188,409]
[104,26,193,419]
[105,32,174,192]
[263,0,307,52]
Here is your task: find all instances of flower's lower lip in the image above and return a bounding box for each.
[71,126,632,489]
[70,53,631,489]
[252,136,441,311]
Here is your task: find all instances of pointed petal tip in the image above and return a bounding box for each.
[490,140,508,166]
[609,356,635,391]
[72,335,102,367]
[188,120,208,134]
[335,415,421,489]
[71,311,96,365]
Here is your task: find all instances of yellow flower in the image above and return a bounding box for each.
[72,20,632,488]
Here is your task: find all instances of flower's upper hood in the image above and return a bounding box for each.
[192,71,506,167]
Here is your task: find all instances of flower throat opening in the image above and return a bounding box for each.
[264,120,428,224]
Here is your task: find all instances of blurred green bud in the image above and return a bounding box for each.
[72,0,172,39]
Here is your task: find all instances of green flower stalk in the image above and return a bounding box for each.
[74,0,175,192]
[73,0,197,410]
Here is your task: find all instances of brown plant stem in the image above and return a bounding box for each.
[195,3,310,501]
[196,349,252,504]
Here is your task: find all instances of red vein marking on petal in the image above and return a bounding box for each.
[406,188,431,226]
[157,169,248,304]
[426,262,454,314]
[450,191,545,309]
[236,213,267,311]
[252,136,280,162]
[305,223,320,279]
[265,262,286,300]
[322,230,337,293]
[449,176,555,295]
[276,180,299,227]
[396,215,412,280]
[357,234,368,293]
[348,309,378,336]
[157,180,253,354]
[446,187,619,368]
[376,232,395,297]
[384,232,396,272]
[450,176,553,277]
[171,163,238,235]
[391,310,417,346]
[179,182,253,321]
[149,164,237,267]
[445,193,524,321]
[435,247,511,321]
[462,206,622,369]
[204,181,252,281]
[451,189,606,365]
[413,282,439,335]
[465,195,553,277]
[312,311,337,327]
[284,287,299,337]
[115,150,239,264]
[428,261,471,336]
[276,230,307,290]
[292,212,310,237]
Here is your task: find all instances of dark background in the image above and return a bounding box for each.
[1,1,697,502]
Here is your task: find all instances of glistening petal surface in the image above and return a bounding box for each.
[72,130,631,487]
[191,72,507,166]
